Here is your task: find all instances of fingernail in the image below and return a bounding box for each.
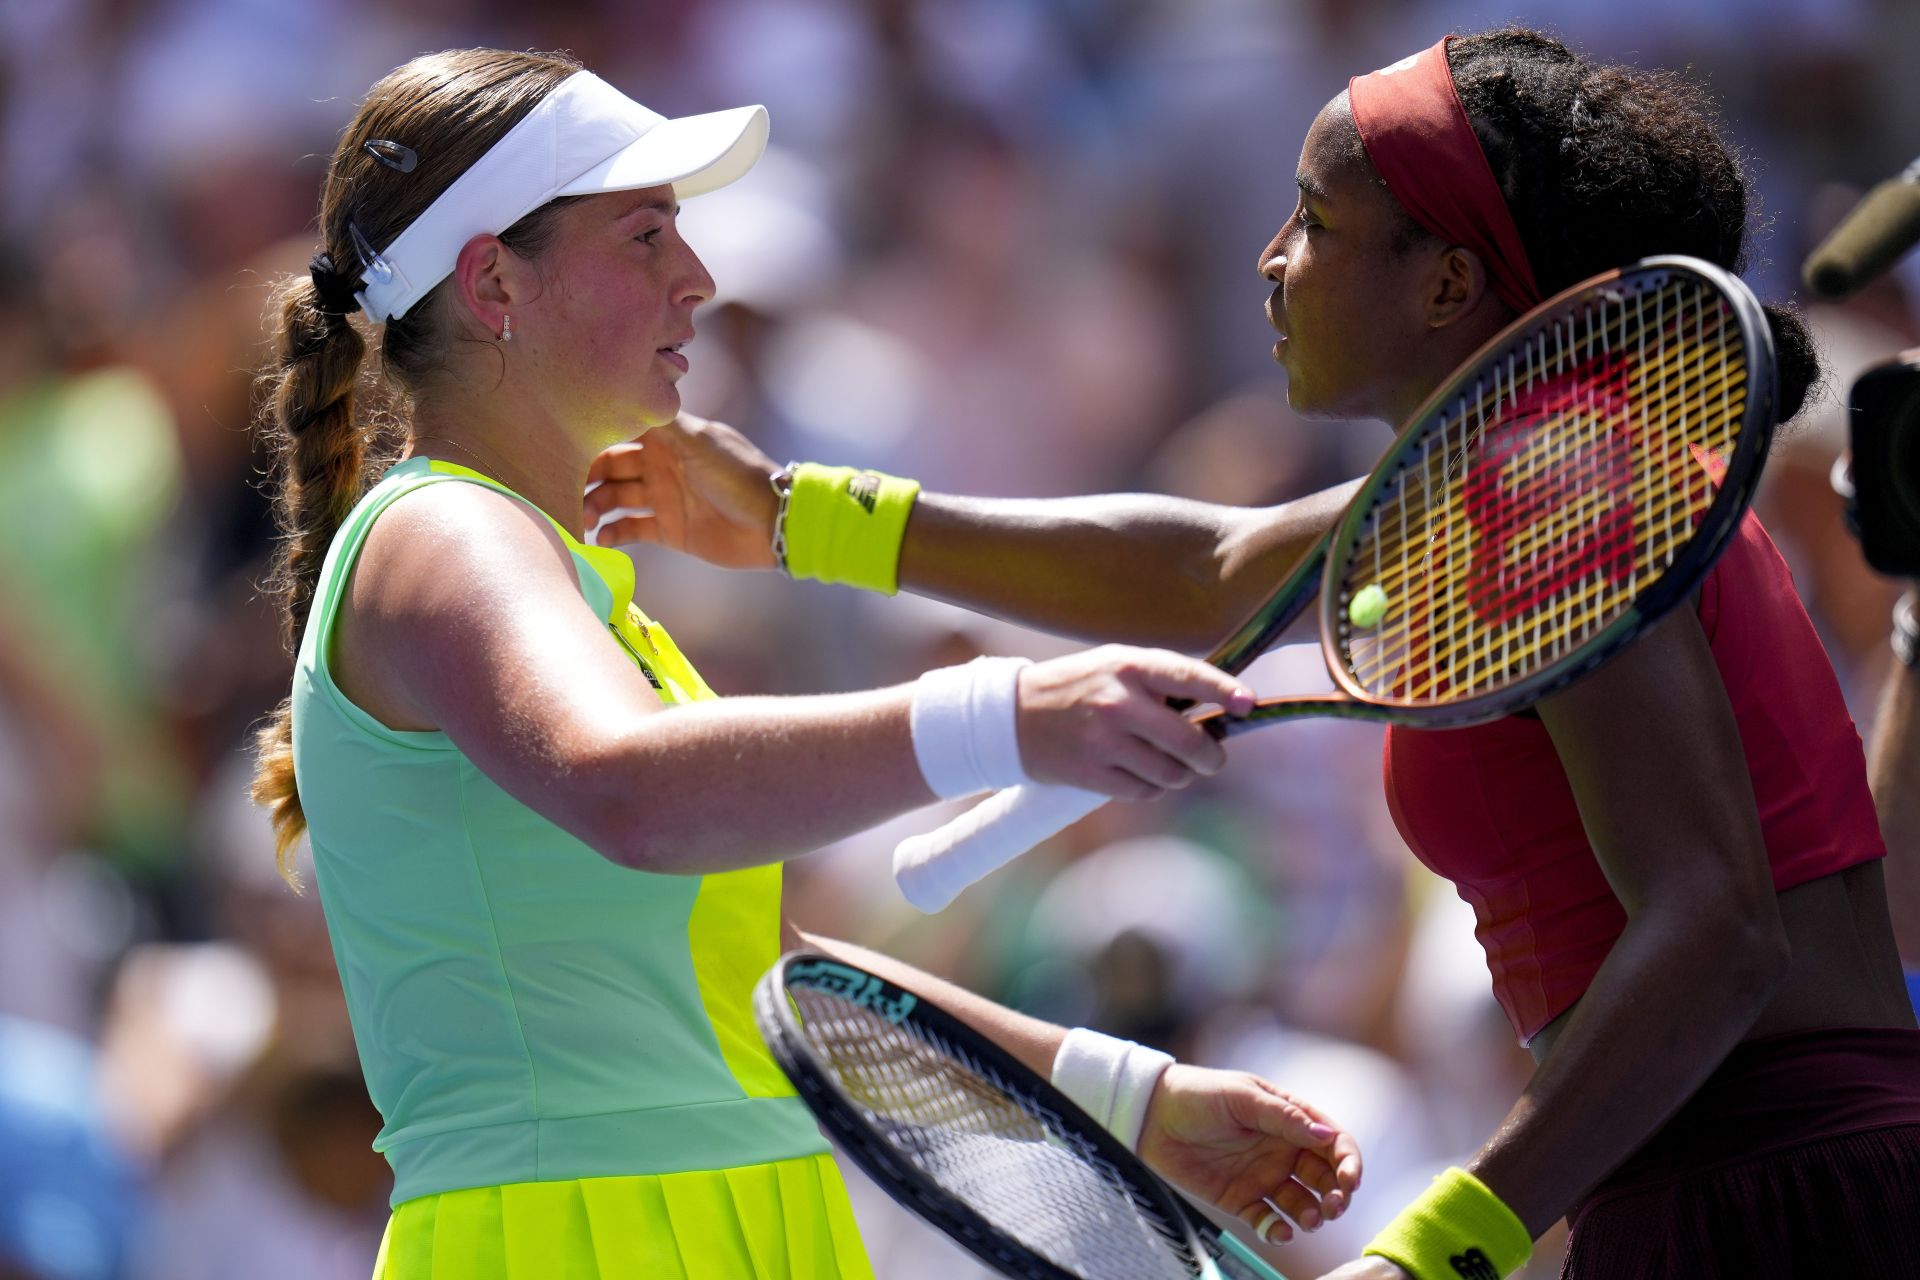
[1308,1121,1336,1140]
[1255,1211,1283,1244]
[1300,1208,1321,1230]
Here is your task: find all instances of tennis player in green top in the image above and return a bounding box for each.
[250,48,1361,1279]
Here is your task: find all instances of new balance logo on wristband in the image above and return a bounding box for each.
[1450,1248,1500,1280]
[1365,1167,1528,1280]
[847,471,880,513]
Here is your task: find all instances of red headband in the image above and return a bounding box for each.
[1347,36,1542,314]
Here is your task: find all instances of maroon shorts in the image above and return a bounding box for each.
[1561,1026,1920,1279]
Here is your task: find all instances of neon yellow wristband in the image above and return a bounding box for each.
[780,463,921,595]
[1363,1167,1531,1280]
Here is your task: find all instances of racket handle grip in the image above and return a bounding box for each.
[892,784,1108,913]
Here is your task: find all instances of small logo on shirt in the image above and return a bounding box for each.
[608,623,664,690]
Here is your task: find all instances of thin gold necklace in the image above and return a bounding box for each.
[410,434,517,484]
[413,434,659,658]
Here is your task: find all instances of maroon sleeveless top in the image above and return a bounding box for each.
[1384,514,1885,1041]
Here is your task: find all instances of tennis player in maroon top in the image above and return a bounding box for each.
[587,26,1920,1280]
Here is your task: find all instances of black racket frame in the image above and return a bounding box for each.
[755,951,1226,1280]
[1198,255,1777,734]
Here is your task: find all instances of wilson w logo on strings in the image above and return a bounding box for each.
[1346,284,1745,705]
[1461,349,1640,627]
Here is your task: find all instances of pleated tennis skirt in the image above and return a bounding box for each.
[371,1152,875,1280]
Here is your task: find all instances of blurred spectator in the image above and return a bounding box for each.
[0,1017,138,1280]
[113,764,384,1279]
[0,246,184,1036]
[5,2,1918,1274]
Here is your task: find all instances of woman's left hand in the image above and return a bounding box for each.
[584,413,783,568]
[1136,1063,1362,1247]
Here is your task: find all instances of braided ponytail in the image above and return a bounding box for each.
[250,277,371,887]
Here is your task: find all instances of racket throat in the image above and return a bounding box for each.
[1198,694,1376,737]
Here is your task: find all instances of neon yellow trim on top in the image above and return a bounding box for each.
[687,864,793,1098]
[564,520,715,704]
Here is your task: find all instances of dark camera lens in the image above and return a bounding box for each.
[1847,352,1920,576]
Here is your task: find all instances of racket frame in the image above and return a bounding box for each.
[755,952,1282,1280]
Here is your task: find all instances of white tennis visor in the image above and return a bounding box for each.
[354,70,769,323]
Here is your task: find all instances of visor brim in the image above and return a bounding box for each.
[558,104,770,201]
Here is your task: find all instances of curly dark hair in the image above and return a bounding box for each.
[1438,27,1820,420]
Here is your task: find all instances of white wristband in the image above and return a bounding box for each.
[910,656,1033,800]
[1051,1027,1174,1152]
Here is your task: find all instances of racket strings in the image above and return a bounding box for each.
[1355,357,1739,610]
[789,986,1199,1280]
[1338,275,1750,703]
[1399,291,1740,693]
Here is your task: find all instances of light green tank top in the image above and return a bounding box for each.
[290,457,826,1207]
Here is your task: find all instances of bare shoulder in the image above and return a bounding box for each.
[334,479,588,731]
[353,478,579,618]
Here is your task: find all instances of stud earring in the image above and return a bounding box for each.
[500,314,512,343]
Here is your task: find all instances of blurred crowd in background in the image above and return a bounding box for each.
[2,0,1918,1277]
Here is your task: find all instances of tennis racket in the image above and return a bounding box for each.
[896,255,1776,912]
[755,951,1290,1280]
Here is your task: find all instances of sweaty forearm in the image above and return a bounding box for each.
[561,688,933,874]
[897,483,1358,652]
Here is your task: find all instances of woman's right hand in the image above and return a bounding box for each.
[1015,646,1254,798]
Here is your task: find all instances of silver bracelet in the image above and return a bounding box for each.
[1895,590,1919,671]
[769,463,796,577]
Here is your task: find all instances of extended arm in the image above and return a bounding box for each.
[896,484,1358,650]
[1324,610,1790,1279]
[583,415,1359,652]
[1467,609,1789,1229]
[788,926,1363,1246]
[334,480,1254,875]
